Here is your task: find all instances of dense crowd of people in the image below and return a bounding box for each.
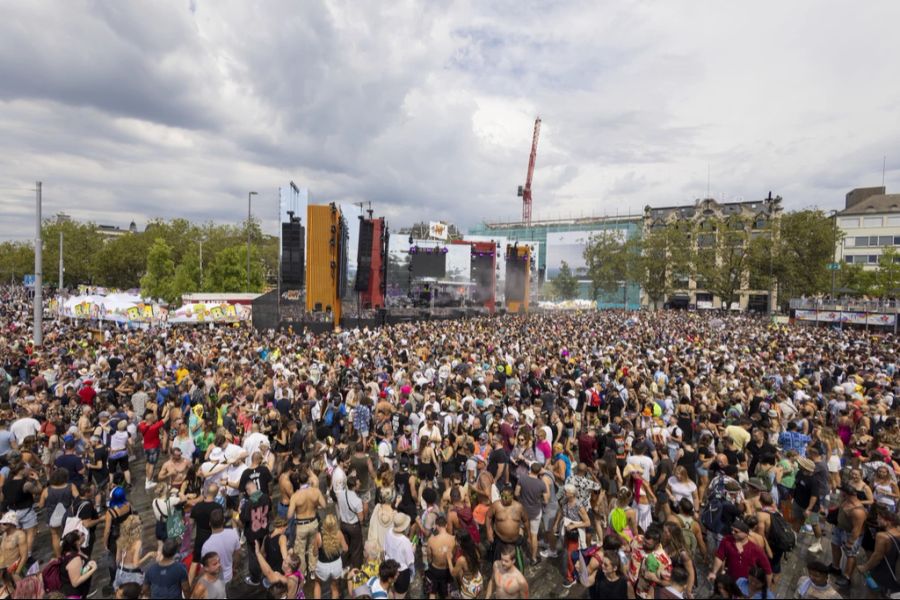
[2,283,900,599]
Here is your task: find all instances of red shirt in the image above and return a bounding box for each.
[78,386,96,406]
[138,420,165,450]
[715,535,771,580]
[578,433,599,464]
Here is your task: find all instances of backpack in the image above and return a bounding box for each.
[766,510,796,553]
[677,515,698,554]
[589,389,601,408]
[700,475,732,535]
[42,557,64,593]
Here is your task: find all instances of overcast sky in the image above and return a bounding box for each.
[2,0,899,240]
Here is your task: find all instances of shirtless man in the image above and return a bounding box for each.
[425,516,456,600]
[157,446,190,489]
[277,469,298,520]
[486,544,529,599]
[287,468,326,577]
[0,512,27,577]
[485,484,529,566]
[441,472,470,514]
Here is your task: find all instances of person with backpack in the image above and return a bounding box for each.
[666,497,707,557]
[755,491,795,580]
[57,529,98,599]
[37,467,78,558]
[708,520,772,588]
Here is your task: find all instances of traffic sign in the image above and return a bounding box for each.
[23,274,35,287]
[826,262,840,271]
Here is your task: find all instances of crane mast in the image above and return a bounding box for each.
[518,117,541,225]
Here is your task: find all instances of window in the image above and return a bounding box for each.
[880,236,894,246]
[754,217,767,229]
[888,216,900,227]
[894,236,900,246]
[845,256,855,263]
[855,236,869,247]
[864,216,883,228]
[871,236,880,246]
[869,255,879,264]
[697,233,715,248]
[840,218,860,228]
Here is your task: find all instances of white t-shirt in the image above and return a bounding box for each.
[332,465,347,493]
[10,418,40,445]
[201,528,241,582]
[667,476,698,504]
[383,529,415,571]
[337,489,363,525]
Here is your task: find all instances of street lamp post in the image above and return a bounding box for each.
[247,191,258,292]
[831,210,838,299]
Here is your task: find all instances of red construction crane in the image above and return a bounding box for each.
[517,117,541,226]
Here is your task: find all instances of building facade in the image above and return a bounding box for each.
[642,196,782,311]
[837,187,900,269]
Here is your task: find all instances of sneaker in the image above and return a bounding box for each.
[145,480,157,490]
[245,576,261,586]
[808,541,823,554]
[563,579,576,589]
[833,574,850,587]
[539,549,559,559]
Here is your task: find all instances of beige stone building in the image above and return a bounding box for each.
[642,196,783,311]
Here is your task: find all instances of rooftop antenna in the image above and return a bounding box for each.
[884,155,887,187]
[707,163,711,199]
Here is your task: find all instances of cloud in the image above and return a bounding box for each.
[1,0,900,243]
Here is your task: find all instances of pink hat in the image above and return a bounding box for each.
[401,385,412,396]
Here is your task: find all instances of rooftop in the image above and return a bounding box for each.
[840,186,900,215]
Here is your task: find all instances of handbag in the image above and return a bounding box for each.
[49,502,68,529]
[165,498,186,540]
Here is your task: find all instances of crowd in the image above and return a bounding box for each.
[2,283,900,599]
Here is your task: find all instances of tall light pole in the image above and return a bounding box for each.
[59,231,64,291]
[34,181,42,347]
[247,191,257,292]
[831,209,838,299]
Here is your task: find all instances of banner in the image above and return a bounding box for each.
[867,314,896,326]
[168,302,251,324]
[429,221,449,240]
[795,310,818,321]
[843,312,868,324]
[58,292,250,325]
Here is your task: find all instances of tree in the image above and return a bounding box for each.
[837,262,875,296]
[694,217,752,310]
[0,242,34,285]
[41,220,104,287]
[94,232,151,289]
[774,210,840,306]
[140,238,176,303]
[583,230,642,306]
[639,225,694,309]
[204,245,265,293]
[875,248,900,298]
[550,260,579,299]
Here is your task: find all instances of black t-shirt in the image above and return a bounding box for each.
[589,572,628,600]
[239,466,273,496]
[73,499,99,539]
[487,448,509,484]
[90,445,109,482]
[55,453,85,485]
[275,398,291,418]
[191,500,219,537]
[240,494,272,540]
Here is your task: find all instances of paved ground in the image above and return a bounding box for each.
[29,457,875,598]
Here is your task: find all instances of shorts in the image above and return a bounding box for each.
[542,507,558,533]
[791,501,819,525]
[315,557,342,581]
[109,454,130,473]
[15,508,37,530]
[529,514,542,535]
[425,566,452,599]
[831,528,862,557]
[155,520,168,541]
[394,568,411,594]
[145,448,160,464]
[827,456,841,473]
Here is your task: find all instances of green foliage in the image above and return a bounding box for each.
[205,245,265,293]
[874,248,900,298]
[694,218,752,310]
[0,242,34,284]
[771,210,841,306]
[549,260,579,300]
[837,262,875,296]
[640,225,694,308]
[41,220,104,286]
[140,238,176,302]
[583,230,642,301]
